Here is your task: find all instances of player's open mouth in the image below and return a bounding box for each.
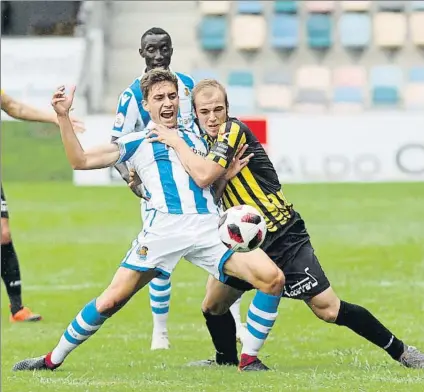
[161,111,174,119]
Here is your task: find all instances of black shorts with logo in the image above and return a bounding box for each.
[225,210,331,301]
[1,184,9,219]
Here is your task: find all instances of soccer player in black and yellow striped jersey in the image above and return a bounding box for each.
[148,79,424,370]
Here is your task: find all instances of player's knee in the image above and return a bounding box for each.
[313,304,339,323]
[201,298,229,316]
[261,268,285,296]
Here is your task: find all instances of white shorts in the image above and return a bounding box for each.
[121,211,234,282]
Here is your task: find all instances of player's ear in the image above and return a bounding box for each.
[142,99,149,113]
[139,48,144,58]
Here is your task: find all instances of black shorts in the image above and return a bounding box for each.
[225,210,331,301]
[1,185,9,219]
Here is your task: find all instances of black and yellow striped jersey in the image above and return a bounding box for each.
[206,118,293,233]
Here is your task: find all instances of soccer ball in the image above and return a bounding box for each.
[218,205,267,252]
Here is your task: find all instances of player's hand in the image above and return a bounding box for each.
[146,124,180,148]
[128,168,149,200]
[225,144,253,180]
[52,85,75,116]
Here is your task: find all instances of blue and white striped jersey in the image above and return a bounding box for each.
[111,70,198,139]
[115,122,217,215]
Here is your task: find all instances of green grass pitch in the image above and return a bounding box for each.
[2,182,423,392]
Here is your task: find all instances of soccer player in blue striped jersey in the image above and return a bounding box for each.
[111,27,196,351]
[111,27,244,350]
[13,69,284,372]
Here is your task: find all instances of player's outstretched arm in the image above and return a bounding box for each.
[1,91,85,133]
[52,86,119,170]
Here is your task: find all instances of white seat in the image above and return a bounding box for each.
[199,1,230,15]
[374,13,406,48]
[232,15,266,50]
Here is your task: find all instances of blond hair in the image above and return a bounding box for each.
[140,69,178,100]
[192,79,229,111]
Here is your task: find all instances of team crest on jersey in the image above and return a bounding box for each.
[137,246,148,260]
[184,87,190,96]
[114,113,125,128]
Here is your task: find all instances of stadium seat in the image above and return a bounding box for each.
[236,1,263,14]
[333,66,366,87]
[228,70,254,87]
[274,1,298,13]
[333,87,363,103]
[404,84,424,110]
[232,15,266,50]
[410,13,424,46]
[270,14,299,49]
[305,1,335,13]
[370,65,403,107]
[339,13,371,48]
[340,1,371,11]
[374,13,406,48]
[226,86,255,114]
[370,65,403,88]
[296,66,330,90]
[257,85,292,111]
[191,69,219,82]
[377,1,405,11]
[411,1,424,11]
[372,87,400,106]
[199,16,227,50]
[306,14,332,48]
[297,89,327,104]
[199,1,230,15]
[263,69,292,85]
[408,67,424,82]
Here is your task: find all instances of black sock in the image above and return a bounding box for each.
[203,310,239,365]
[1,242,23,315]
[335,300,405,360]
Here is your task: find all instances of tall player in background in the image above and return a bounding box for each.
[111,27,244,350]
[1,89,84,322]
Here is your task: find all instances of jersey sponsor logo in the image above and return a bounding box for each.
[212,141,229,159]
[1,200,7,212]
[120,93,131,106]
[137,245,149,260]
[114,113,125,128]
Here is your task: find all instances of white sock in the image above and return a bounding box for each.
[50,299,108,364]
[230,297,243,330]
[149,276,171,333]
[242,291,280,358]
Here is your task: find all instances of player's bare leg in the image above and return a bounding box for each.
[13,268,157,371]
[306,287,424,369]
